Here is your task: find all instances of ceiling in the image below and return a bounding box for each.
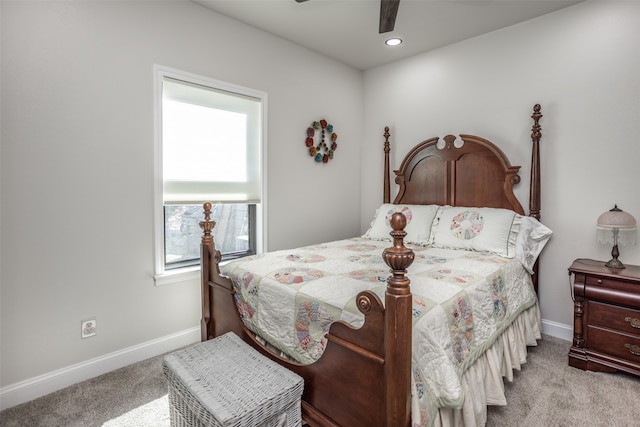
[192,0,580,70]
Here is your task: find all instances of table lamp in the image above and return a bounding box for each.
[596,205,637,269]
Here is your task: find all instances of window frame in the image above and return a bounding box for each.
[153,65,267,285]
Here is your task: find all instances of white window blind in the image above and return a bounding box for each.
[162,77,262,204]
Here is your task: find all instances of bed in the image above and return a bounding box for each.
[199,104,550,427]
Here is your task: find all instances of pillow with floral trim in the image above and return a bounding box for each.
[364,203,439,245]
[429,206,520,257]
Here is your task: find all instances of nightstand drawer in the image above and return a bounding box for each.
[586,276,621,287]
[588,326,640,364]
[589,300,640,334]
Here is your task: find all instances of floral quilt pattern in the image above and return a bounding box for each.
[221,237,537,427]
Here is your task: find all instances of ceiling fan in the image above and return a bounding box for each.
[295,0,400,34]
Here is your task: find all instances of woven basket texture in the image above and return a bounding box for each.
[163,332,304,427]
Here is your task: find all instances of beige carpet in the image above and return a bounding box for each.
[1,335,638,426]
[486,335,639,426]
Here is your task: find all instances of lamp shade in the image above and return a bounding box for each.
[596,205,637,246]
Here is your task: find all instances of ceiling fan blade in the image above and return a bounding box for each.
[379,0,400,34]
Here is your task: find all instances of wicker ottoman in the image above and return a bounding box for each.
[163,332,304,427]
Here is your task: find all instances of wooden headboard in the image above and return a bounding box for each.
[383,104,542,220]
[391,133,525,213]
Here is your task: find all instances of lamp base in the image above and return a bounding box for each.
[605,258,626,269]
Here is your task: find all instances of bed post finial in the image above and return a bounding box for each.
[200,202,216,245]
[529,104,542,221]
[382,212,413,426]
[384,126,391,204]
[532,104,542,137]
[383,213,415,281]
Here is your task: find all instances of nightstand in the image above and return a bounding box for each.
[568,258,640,376]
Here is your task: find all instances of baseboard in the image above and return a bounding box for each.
[541,318,573,342]
[0,326,200,411]
[1,320,572,411]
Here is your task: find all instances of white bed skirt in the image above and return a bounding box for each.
[433,303,542,427]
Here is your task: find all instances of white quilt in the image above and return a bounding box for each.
[221,237,537,426]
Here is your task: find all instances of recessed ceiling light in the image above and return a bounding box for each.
[385,38,403,47]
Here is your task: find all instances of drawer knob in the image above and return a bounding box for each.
[625,317,640,329]
[625,343,640,356]
[596,279,603,284]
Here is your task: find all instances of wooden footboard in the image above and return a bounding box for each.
[200,205,414,426]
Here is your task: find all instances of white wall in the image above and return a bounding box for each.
[0,0,363,406]
[362,1,640,332]
[3,0,639,410]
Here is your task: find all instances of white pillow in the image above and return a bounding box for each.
[429,206,519,257]
[364,203,439,245]
[514,215,553,273]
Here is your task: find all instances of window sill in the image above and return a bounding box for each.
[154,266,200,286]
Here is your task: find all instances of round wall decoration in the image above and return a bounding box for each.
[305,119,337,163]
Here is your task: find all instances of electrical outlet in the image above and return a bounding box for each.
[81,318,97,339]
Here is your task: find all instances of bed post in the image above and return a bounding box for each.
[199,202,216,341]
[529,104,542,221]
[384,126,391,204]
[382,212,415,426]
[529,104,542,292]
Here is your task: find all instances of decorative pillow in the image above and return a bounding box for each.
[429,206,519,257]
[364,204,439,245]
[514,215,553,273]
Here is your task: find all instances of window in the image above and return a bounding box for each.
[163,203,256,269]
[154,66,266,283]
